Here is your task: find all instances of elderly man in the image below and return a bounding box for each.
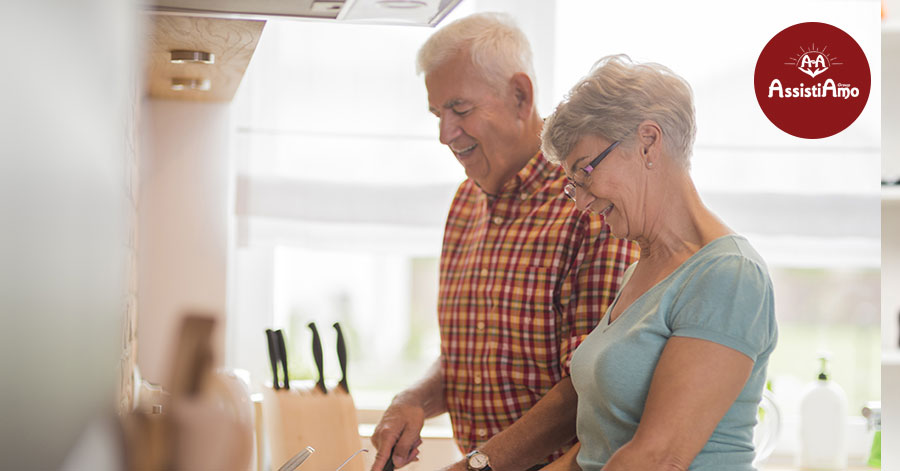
[370,13,637,471]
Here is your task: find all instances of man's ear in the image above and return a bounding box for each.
[509,72,535,120]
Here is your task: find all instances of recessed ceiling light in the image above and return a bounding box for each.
[337,0,462,25]
[170,78,211,91]
[170,50,215,65]
[376,0,427,8]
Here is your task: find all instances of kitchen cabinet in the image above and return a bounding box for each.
[144,14,264,102]
[761,467,873,471]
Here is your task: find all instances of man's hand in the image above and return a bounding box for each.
[370,399,426,470]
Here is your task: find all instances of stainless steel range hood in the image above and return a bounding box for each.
[145,0,464,26]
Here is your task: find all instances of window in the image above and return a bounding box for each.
[226,1,881,461]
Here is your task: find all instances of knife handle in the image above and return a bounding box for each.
[383,444,396,471]
[265,329,280,390]
[275,329,290,390]
[333,322,349,393]
[307,322,327,394]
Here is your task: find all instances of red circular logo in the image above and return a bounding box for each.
[754,22,870,139]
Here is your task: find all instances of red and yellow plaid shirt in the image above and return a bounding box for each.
[438,152,638,460]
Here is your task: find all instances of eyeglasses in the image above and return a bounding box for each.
[563,140,621,201]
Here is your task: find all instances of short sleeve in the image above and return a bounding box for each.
[669,254,776,362]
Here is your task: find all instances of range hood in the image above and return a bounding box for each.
[145,0,464,26]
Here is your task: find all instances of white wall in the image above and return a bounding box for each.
[0,0,136,468]
[884,1,900,468]
[138,99,232,385]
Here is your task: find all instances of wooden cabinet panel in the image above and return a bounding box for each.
[145,15,264,102]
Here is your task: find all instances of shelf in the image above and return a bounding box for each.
[883,350,900,365]
[884,19,900,34]
[882,186,900,203]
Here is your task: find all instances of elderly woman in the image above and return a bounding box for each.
[539,55,778,471]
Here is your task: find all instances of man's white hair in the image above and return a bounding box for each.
[417,12,536,95]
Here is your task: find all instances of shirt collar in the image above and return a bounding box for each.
[488,150,550,198]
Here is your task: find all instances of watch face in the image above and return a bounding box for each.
[469,453,489,468]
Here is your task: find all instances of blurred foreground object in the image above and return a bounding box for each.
[123,314,255,470]
[0,0,137,468]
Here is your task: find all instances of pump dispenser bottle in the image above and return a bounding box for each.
[797,354,848,469]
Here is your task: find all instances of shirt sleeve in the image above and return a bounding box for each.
[557,212,639,375]
[669,253,776,361]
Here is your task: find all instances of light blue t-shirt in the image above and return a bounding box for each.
[570,235,777,470]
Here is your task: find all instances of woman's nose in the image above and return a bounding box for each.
[574,187,594,212]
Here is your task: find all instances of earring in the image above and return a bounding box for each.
[646,161,654,168]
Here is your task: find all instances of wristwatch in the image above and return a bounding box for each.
[465,450,492,471]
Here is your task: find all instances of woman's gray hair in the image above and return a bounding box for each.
[416,12,536,95]
[542,54,696,169]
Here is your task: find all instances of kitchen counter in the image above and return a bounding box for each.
[762,467,874,470]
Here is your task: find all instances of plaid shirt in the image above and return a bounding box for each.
[438,152,638,459]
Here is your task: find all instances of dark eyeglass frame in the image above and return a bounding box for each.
[564,140,621,201]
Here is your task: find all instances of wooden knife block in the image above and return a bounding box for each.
[262,386,363,471]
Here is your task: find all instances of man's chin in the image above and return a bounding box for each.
[461,163,487,183]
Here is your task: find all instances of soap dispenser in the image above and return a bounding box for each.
[862,402,881,468]
[797,354,848,469]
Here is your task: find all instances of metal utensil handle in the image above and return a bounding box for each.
[307,322,327,394]
[335,448,368,471]
[333,322,349,393]
[278,446,315,471]
[275,329,290,390]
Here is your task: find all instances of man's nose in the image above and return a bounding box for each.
[438,115,462,145]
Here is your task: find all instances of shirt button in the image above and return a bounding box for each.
[492,216,503,225]
[477,428,487,437]
[480,268,489,277]
[519,193,528,201]
[474,374,482,384]
[477,321,485,331]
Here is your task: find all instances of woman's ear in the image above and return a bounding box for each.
[637,120,662,157]
[509,72,535,120]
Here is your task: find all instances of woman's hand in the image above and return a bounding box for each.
[602,336,754,470]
